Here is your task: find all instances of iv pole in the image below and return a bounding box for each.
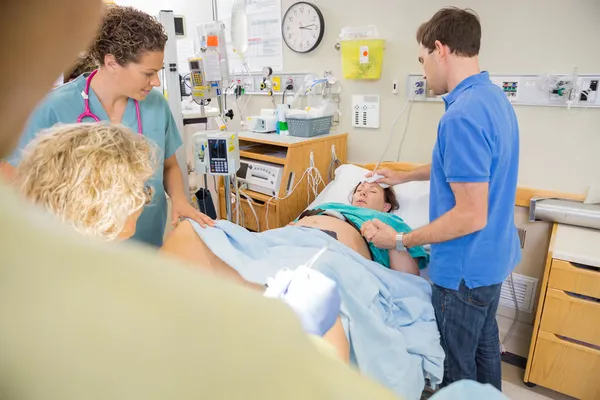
[211,0,234,222]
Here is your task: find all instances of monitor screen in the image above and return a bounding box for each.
[174,16,185,36]
[208,139,227,160]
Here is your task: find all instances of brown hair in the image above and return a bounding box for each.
[416,7,481,57]
[351,184,400,213]
[64,52,97,83]
[89,5,168,66]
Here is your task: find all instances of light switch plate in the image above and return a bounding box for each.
[352,95,380,128]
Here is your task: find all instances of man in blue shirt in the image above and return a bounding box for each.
[363,7,521,390]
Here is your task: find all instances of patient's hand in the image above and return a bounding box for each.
[287,221,296,226]
[361,219,397,250]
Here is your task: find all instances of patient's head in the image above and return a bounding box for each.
[16,123,155,241]
[351,182,399,213]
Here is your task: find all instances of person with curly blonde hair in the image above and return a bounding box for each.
[3,4,213,247]
[16,123,156,241]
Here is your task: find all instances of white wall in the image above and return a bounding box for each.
[115,0,213,52]
[225,0,600,196]
[113,0,600,193]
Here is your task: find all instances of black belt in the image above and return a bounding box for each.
[297,209,374,261]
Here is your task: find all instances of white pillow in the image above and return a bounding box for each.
[308,164,430,229]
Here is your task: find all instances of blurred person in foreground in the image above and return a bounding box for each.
[0,1,396,398]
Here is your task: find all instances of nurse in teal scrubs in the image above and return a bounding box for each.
[4,5,214,247]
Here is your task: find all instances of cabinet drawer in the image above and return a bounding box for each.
[530,331,600,400]
[220,195,279,232]
[540,288,600,348]
[549,259,600,298]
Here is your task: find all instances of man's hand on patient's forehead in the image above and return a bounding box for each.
[361,174,390,189]
[365,169,409,186]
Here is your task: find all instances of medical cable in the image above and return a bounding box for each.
[265,166,325,230]
[395,98,415,161]
[501,272,520,350]
[234,61,255,128]
[183,73,192,90]
[235,176,241,226]
[304,246,329,269]
[328,145,342,181]
[239,187,260,232]
[372,85,418,173]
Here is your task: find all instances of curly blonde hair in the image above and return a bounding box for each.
[16,123,156,241]
[89,5,168,66]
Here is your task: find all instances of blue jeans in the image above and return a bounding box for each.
[432,280,503,391]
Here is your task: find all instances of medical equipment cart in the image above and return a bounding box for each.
[218,131,348,231]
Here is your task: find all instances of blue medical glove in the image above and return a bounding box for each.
[264,266,341,336]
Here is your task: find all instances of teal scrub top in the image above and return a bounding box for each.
[7,74,183,247]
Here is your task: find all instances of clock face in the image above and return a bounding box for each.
[282,2,325,53]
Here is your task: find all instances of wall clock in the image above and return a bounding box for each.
[282,2,325,54]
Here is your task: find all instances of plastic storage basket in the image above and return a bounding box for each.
[287,115,333,137]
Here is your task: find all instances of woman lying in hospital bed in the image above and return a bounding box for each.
[162,172,444,399]
[162,181,425,281]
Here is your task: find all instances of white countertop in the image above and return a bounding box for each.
[553,224,600,268]
[181,102,220,119]
[239,130,345,145]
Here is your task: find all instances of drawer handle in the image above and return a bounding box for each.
[568,261,600,273]
[556,334,600,352]
[564,290,600,304]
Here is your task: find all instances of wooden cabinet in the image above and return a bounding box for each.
[529,331,600,400]
[525,224,600,399]
[218,131,348,231]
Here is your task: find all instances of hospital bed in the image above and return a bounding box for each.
[191,162,443,400]
[190,162,514,399]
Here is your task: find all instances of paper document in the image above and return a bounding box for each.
[202,53,222,82]
[217,0,284,73]
[177,38,195,75]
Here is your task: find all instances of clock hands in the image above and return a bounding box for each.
[299,24,317,30]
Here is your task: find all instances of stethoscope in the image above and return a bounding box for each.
[77,69,143,135]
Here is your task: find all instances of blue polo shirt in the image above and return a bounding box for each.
[429,71,521,290]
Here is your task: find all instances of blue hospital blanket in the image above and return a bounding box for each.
[189,220,445,400]
[301,202,429,269]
